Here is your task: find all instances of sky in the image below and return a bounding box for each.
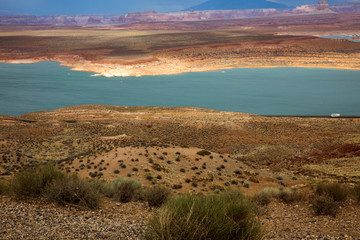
[0,0,205,15]
[0,0,359,15]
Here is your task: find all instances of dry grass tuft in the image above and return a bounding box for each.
[253,187,303,206]
[142,185,171,207]
[44,175,101,209]
[11,164,64,198]
[145,189,264,240]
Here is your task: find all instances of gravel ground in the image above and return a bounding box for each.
[262,200,360,240]
[0,196,151,239]
[1,195,360,240]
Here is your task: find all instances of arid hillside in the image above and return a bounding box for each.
[1,105,360,189]
[1,105,360,239]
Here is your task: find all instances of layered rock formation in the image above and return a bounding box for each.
[293,0,335,14]
[184,0,288,11]
[1,1,360,26]
[331,3,360,13]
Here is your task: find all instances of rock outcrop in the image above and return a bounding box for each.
[293,0,335,14]
[1,1,360,26]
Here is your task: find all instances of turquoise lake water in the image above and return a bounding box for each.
[320,35,360,42]
[0,61,360,116]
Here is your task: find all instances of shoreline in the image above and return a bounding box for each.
[1,30,360,77]
[1,56,360,77]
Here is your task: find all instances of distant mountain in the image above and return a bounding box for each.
[185,0,288,11]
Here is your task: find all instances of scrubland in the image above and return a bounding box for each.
[1,105,360,239]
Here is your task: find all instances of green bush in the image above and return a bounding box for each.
[315,182,349,202]
[143,185,171,207]
[106,177,142,203]
[44,175,101,209]
[145,189,264,240]
[312,195,339,217]
[11,164,64,197]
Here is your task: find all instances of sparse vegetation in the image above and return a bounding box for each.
[0,179,10,195]
[106,177,142,203]
[145,175,153,181]
[249,176,259,183]
[242,180,250,188]
[11,164,64,198]
[315,182,349,202]
[253,187,302,206]
[196,150,211,156]
[44,175,101,209]
[234,169,243,175]
[172,184,182,190]
[312,182,349,216]
[278,188,302,204]
[142,185,171,207]
[312,195,339,217]
[145,189,264,240]
[354,184,360,203]
[233,144,297,167]
[253,188,279,205]
[0,67,359,239]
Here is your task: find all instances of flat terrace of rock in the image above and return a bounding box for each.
[1,13,360,76]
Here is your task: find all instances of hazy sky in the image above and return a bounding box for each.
[0,0,359,15]
[0,0,205,15]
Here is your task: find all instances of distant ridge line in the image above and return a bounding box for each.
[263,115,360,118]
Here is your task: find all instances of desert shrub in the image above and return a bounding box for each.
[106,177,142,203]
[253,188,280,206]
[145,189,264,240]
[44,175,101,209]
[312,195,339,217]
[353,184,360,202]
[210,184,225,192]
[310,182,350,216]
[278,188,302,204]
[315,182,349,202]
[254,188,302,206]
[87,179,109,196]
[172,184,182,190]
[11,164,64,197]
[196,150,211,156]
[0,179,10,195]
[142,185,171,207]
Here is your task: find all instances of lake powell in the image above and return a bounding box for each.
[0,61,360,116]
